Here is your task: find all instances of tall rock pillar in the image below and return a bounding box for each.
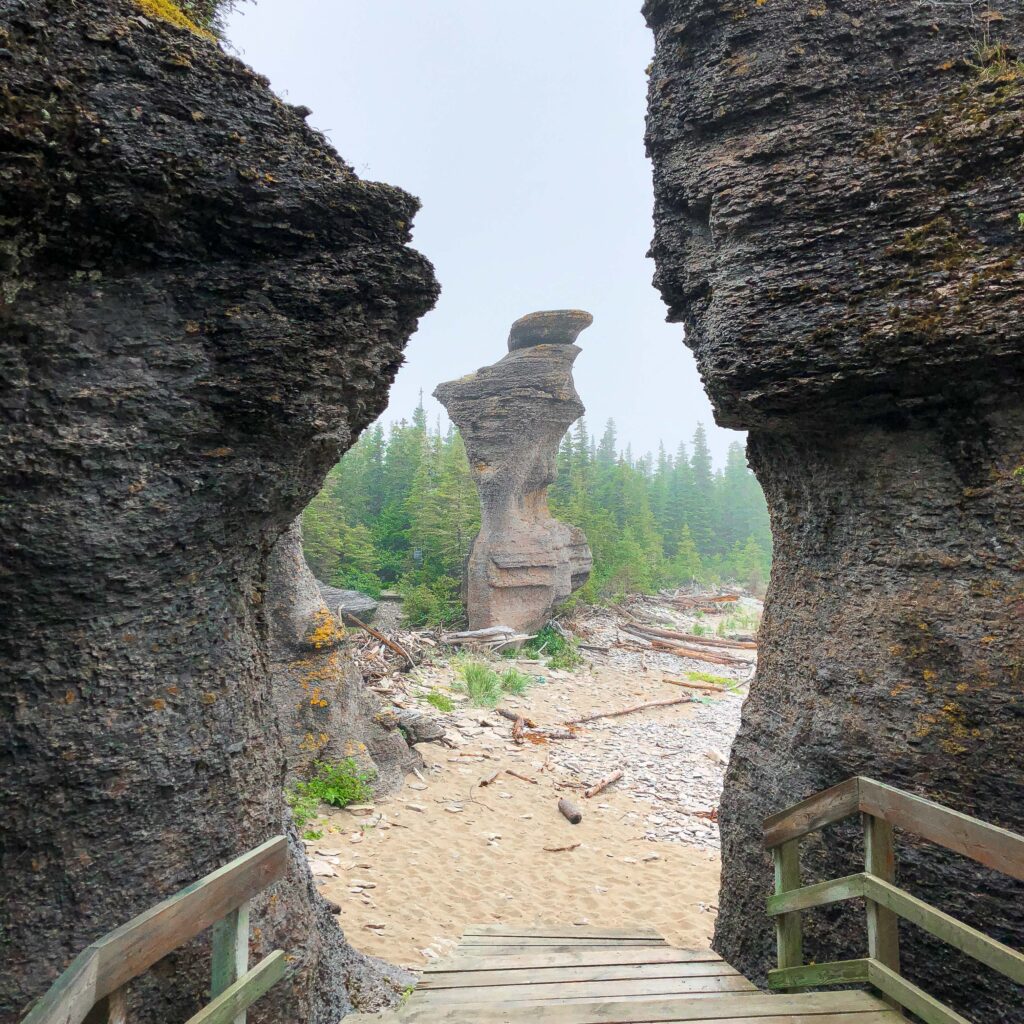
[644,1,1024,1019]
[0,3,438,1020]
[434,310,593,632]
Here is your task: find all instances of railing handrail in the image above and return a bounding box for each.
[762,778,1024,1024]
[763,775,1024,881]
[22,835,289,1024]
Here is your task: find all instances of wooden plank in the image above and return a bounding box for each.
[763,778,861,849]
[22,838,286,1024]
[452,944,671,957]
[859,778,1024,881]
[458,936,667,947]
[863,813,900,991]
[768,958,871,990]
[418,961,742,989]
[399,989,896,1023]
[866,959,971,1024]
[22,945,100,1024]
[462,925,665,940]
[862,875,1024,984]
[91,836,287,1000]
[766,873,865,916]
[402,1014,897,1024]
[411,975,758,1005]
[772,838,803,991]
[211,901,250,1024]
[184,951,287,1024]
[424,948,723,973]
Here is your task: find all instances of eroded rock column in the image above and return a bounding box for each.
[434,311,593,632]
[644,1,1024,1018]
[0,3,438,1020]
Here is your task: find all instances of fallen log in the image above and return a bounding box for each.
[347,614,415,669]
[505,769,538,785]
[479,770,501,787]
[622,621,756,650]
[531,728,576,740]
[544,842,581,852]
[584,769,623,799]
[497,707,537,728]
[660,677,721,693]
[647,638,747,667]
[564,695,694,726]
[558,798,583,824]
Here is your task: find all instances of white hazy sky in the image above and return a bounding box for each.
[224,1,744,465]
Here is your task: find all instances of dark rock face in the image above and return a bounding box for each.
[644,1,1023,1018]
[434,311,594,633]
[266,521,418,791]
[0,3,437,1022]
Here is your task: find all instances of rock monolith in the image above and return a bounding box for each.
[266,521,419,789]
[434,311,593,632]
[644,2,1024,1019]
[0,3,438,1021]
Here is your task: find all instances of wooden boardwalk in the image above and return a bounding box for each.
[365,925,901,1023]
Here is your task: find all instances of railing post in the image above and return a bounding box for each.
[211,900,250,1024]
[83,986,127,1024]
[863,811,901,1011]
[773,838,803,989]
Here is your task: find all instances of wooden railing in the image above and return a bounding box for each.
[763,777,1024,1024]
[21,836,289,1024]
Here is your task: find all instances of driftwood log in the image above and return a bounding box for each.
[584,770,623,799]
[564,695,693,726]
[557,798,583,824]
[347,614,416,669]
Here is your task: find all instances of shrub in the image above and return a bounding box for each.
[522,625,582,670]
[287,758,375,830]
[424,690,454,713]
[399,577,462,628]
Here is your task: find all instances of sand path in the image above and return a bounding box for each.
[308,655,743,969]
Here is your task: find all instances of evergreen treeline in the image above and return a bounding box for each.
[302,401,772,625]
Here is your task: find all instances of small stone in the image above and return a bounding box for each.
[406,803,426,812]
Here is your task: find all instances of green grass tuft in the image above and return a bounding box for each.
[424,689,454,713]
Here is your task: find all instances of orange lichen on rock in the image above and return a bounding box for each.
[134,0,215,40]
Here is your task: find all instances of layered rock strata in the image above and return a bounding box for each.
[644,1,1024,1019]
[0,2,438,1021]
[434,311,593,632]
[266,521,419,789]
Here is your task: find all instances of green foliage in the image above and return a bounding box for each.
[455,661,503,706]
[424,689,454,713]
[286,788,321,832]
[499,667,532,695]
[454,660,533,706]
[301,403,772,618]
[399,575,462,628]
[690,623,707,636]
[687,671,732,687]
[523,625,583,670]
[287,759,375,828]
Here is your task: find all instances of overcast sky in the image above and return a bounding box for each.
[225,1,744,465]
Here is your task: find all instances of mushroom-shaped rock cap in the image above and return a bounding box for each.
[508,309,593,352]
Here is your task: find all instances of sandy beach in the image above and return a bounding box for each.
[304,628,751,969]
